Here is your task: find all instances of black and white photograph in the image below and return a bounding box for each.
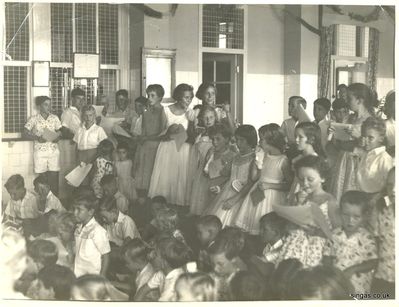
[0,0,397,303]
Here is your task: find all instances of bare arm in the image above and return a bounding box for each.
[344,259,378,277]
[100,252,110,276]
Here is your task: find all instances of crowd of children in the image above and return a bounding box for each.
[1,83,395,301]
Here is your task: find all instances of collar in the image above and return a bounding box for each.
[116,211,123,223]
[367,146,386,156]
[80,216,96,231]
[83,123,96,131]
[46,190,54,200]
[70,106,79,112]
[266,238,284,251]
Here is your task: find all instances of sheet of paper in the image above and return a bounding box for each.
[272,203,314,227]
[42,128,59,142]
[331,122,352,141]
[65,163,93,187]
[100,116,125,135]
[112,124,133,138]
[295,103,312,123]
[93,105,105,117]
[310,202,333,240]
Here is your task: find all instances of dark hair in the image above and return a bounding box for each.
[151,195,167,205]
[122,238,152,261]
[158,237,193,269]
[258,123,286,152]
[38,264,76,300]
[289,96,307,109]
[35,96,51,107]
[71,88,85,98]
[134,96,148,107]
[295,121,325,157]
[196,83,217,100]
[97,139,114,156]
[332,98,348,111]
[384,90,395,118]
[98,196,118,212]
[73,194,98,211]
[230,271,265,301]
[288,265,354,300]
[33,174,49,188]
[100,174,116,187]
[208,123,232,141]
[173,83,194,101]
[337,84,348,91]
[259,212,287,236]
[235,124,258,149]
[27,239,58,266]
[340,191,370,214]
[74,186,95,199]
[116,141,129,152]
[348,83,379,113]
[314,98,331,112]
[197,215,222,232]
[294,155,329,180]
[208,227,245,260]
[5,174,25,190]
[361,116,386,138]
[146,84,165,99]
[115,89,128,98]
[270,259,303,300]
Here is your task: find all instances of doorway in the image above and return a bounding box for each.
[202,53,243,123]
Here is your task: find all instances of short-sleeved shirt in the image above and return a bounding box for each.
[281,117,297,145]
[73,123,108,150]
[324,227,377,293]
[105,211,140,247]
[74,217,111,277]
[136,263,156,291]
[42,191,66,214]
[147,270,165,290]
[5,190,40,220]
[24,113,61,152]
[114,191,129,214]
[61,106,81,135]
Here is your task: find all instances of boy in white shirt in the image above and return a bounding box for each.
[73,194,110,277]
[33,175,66,214]
[100,175,130,214]
[61,88,86,138]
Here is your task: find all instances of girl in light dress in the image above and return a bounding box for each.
[234,124,293,235]
[148,84,194,207]
[115,142,137,202]
[203,125,257,227]
[327,83,377,202]
[91,139,115,199]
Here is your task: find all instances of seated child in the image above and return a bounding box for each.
[149,207,186,244]
[175,272,217,302]
[33,175,66,214]
[73,195,110,277]
[31,264,76,300]
[141,196,168,241]
[323,191,377,293]
[101,174,129,214]
[229,271,266,301]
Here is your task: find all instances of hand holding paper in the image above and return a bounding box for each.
[330,122,352,141]
[42,128,60,142]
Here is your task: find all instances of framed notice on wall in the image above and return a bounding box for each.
[33,61,50,87]
[73,53,100,78]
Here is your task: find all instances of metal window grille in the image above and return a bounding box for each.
[99,4,118,65]
[4,66,28,133]
[98,69,117,101]
[203,5,244,49]
[5,2,30,61]
[337,25,357,57]
[363,27,369,58]
[50,68,72,117]
[73,79,96,106]
[51,3,73,63]
[75,3,97,54]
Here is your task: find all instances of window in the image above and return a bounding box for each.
[334,25,369,57]
[99,4,118,65]
[51,3,73,63]
[75,3,97,54]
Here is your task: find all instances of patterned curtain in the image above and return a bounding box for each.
[367,27,379,92]
[317,25,335,98]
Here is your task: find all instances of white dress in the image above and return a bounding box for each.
[234,154,289,235]
[148,106,191,206]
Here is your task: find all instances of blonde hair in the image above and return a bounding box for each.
[176,272,217,301]
[154,208,179,233]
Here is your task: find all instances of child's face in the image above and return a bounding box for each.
[338,87,348,101]
[196,224,215,247]
[386,170,395,205]
[341,202,365,236]
[211,133,229,152]
[34,183,50,199]
[82,110,96,126]
[124,253,144,272]
[180,90,193,107]
[135,102,146,115]
[202,86,216,106]
[347,91,360,112]
[39,100,51,115]
[260,223,278,245]
[175,280,198,302]
[36,279,55,300]
[333,107,349,123]
[151,202,165,217]
[295,128,309,151]
[210,252,236,277]
[259,133,269,151]
[313,104,328,123]
[99,210,117,225]
[116,95,128,111]
[72,95,85,110]
[7,186,25,201]
[102,181,118,197]
[73,204,94,224]
[362,128,384,152]
[58,225,74,242]
[147,91,161,105]
[202,110,216,128]
[235,135,251,153]
[297,166,324,195]
[117,148,128,161]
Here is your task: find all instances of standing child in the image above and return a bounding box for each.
[115,142,137,202]
[330,98,349,124]
[323,191,378,293]
[204,125,257,227]
[91,139,115,199]
[134,84,167,201]
[235,124,292,234]
[313,98,331,151]
[73,195,110,277]
[148,84,195,207]
[100,175,130,214]
[175,272,217,302]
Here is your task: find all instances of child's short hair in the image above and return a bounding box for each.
[97,139,114,156]
[122,238,152,261]
[100,174,116,187]
[340,191,369,214]
[289,96,307,108]
[332,98,347,111]
[235,124,258,148]
[294,155,329,180]
[73,194,98,212]
[314,98,331,112]
[348,83,379,113]
[56,212,77,235]
[155,207,179,232]
[27,239,58,267]
[258,123,286,152]
[35,96,50,106]
[199,105,218,121]
[259,212,287,235]
[134,95,148,106]
[195,83,217,100]
[384,90,395,118]
[176,272,217,301]
[72,274,114,301]
[197,215,222,232]
[157,237,193,269]
[151,195,167,205]
[146,84,165,99]
[295,121,324,157]
[270,258,303,300]
[5,174,25,190]
[208,227,245,260]
[115,89,128,98]
[173,83,194,101]
[71,88,85,98]
[33,174,49,188]
[38,264,76,300]
[116,141,129,152]
[361,116,386,137]
[81,104,95,114]
[229,271,265,301]
[208,123,232,140]
[98,196,118,212]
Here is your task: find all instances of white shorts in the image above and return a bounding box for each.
[34,147,60,173]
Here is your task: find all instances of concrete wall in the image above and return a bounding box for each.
[376,21,395,98]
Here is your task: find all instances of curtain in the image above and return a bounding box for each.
[367,27,379,92]
[317,25,335,98]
